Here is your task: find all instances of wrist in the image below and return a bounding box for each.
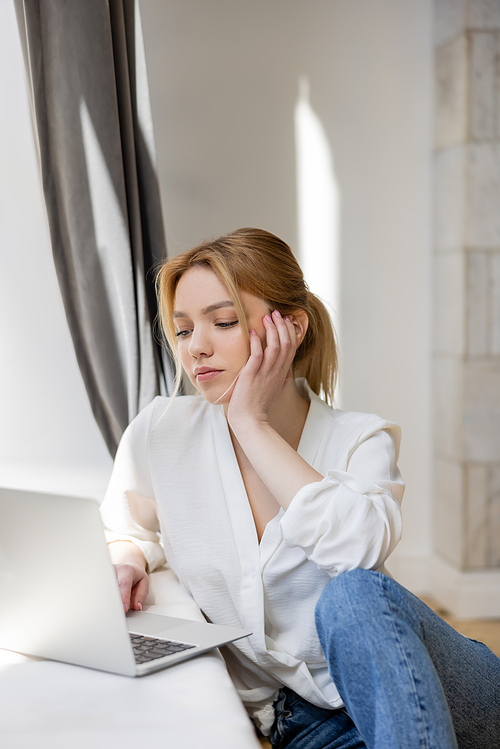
[108,540,147,570]
[228,413,270,440]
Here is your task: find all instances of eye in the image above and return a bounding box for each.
[216,320,239,329]
[175,329,191,338]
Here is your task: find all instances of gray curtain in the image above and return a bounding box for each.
[14,0,174,457]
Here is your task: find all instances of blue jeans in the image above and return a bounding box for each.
[270,570,500,749]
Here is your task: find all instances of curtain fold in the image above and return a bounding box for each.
[14,0,174,457]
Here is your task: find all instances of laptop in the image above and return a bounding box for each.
[0,487,251,676]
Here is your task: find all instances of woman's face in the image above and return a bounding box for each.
[173,265,270,404]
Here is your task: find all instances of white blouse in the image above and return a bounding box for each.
[100,380,404,733]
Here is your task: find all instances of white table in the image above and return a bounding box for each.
[0,567,262,749]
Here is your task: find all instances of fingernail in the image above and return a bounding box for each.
[284,316,291,322]
[273,310,281,318]
[265,314,272,322]
[137,601,142,611]
[251,329,257,335]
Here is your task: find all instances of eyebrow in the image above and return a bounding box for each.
[172,300,235,319]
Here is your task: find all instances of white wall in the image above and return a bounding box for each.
[141,0,434,590]
[1,0,434,589]
[0,2,112,498]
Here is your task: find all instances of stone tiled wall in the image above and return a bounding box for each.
[434,0,500,574]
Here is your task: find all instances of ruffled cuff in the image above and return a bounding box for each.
[104,531,166,573]
[280,470,402,576]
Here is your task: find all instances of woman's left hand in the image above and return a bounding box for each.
[227,310,298,429]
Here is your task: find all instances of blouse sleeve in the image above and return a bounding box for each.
[99,399,166,572]
[279,425,404,577]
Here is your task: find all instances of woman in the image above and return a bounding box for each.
[101,228,500,748]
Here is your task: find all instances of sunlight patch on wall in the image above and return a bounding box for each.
[295,76,341,398]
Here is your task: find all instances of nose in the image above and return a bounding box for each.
[188,325,213,359]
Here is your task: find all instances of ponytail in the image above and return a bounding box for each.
[293,290,338,405]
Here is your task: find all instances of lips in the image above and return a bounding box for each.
[194,367,223,382]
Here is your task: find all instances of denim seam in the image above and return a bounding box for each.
[380,574,433,749]
[273,689,293,744]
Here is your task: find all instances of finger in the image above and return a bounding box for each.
[270,310,294,370]
[284,315,298,344]
[282,314,299,364]
[261,313,281,369]
[240,328,264,377]
[130,574,150,611]
[116,569,133,613]
[282,317,298,387]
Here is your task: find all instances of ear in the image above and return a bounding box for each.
[289,310,309,347]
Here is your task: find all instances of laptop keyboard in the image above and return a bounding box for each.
[129,633,196,664]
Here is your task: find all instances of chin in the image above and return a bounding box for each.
[199,389,231,406]
[195,377,235,406]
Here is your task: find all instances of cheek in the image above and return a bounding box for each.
[229,329,251,362]
[177,343,192,373]
[216,326,251,369]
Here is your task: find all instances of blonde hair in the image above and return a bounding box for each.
[156,228,338,404]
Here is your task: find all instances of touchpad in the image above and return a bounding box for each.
[126,611,193,635]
